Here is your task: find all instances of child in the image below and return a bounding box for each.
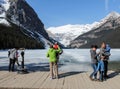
[106,44,111,53]
[53,42,59,49]
[104,44,111,57]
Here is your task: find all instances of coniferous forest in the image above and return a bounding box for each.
[0,23,45,49]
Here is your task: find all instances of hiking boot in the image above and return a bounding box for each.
[99,80,103,82]
[97,79,103,82]
[89,77,94,81]
[94,79,98,81]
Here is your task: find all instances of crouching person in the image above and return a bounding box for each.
[46,44,62,79]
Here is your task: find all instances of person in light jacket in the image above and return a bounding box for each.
[9,48,17,72]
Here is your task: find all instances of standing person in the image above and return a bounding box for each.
[15,48,20,67]
[104,44,111,79]
[89,45,98,81]
[99,42,110,79]
[20,48,25,69]
[8,49,11,57]
[53,42,59,50]
[53,42,59,62]
[9,48,16,72]
[105,44,111,53]
[53,42,63,63]
[46,45,61,79]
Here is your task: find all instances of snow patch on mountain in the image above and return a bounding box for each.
[1,0,10,11]
[0,0,10,25]
[35,31,50,48]
[0,18,9,25]
[47,22,100,46]
[104,12,120,20]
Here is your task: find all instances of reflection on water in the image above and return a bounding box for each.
[0,49,120,72]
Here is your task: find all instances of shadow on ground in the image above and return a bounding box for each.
[108,71,120,79]
[0,62,64,72]
[59,71,85,79]
[0,63,85,78]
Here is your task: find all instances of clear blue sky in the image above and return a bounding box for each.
[26,0,120,28]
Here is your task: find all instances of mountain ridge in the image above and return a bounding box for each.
[69,12,120,48]
[47,11,120,47]
[0,0,53,49]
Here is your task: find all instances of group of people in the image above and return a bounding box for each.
[7,42,111,81]
[46,42,63,79]
[90,42,111,82]
[8,48,25,72]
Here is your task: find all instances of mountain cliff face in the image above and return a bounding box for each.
[0,0,52,49]
[69,12,120,48]
[7,0,49,39]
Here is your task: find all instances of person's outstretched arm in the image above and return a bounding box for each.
[56,47,62,53]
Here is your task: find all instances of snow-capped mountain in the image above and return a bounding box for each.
[69,12,120,48]
[0,0,54,49]
[47,11,120,47]
[0,0,10,25]
[47,23,100,47]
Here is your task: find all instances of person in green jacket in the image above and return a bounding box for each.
[46,44,61,79]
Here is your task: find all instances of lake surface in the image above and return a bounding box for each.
[0,49,120,72]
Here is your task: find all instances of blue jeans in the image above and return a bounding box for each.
[90,63,97,79]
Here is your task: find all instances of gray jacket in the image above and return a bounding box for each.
[90,49,98,64]
[9,49,17,59]
[99,48,109,60]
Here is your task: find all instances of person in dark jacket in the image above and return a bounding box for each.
[99,42,111,79]
[53,42,63,63]
[89,45,98,81]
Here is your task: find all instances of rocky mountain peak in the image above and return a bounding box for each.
[69,11,120,48]
[0,0,55,49]
[102,11,120,22]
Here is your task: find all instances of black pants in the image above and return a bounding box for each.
[104,61,108,78]
[99,71,104,81]
[9,59,15,72]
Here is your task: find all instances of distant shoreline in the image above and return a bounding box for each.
[0,48,120,50]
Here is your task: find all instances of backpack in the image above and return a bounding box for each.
[53,44,59,49]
